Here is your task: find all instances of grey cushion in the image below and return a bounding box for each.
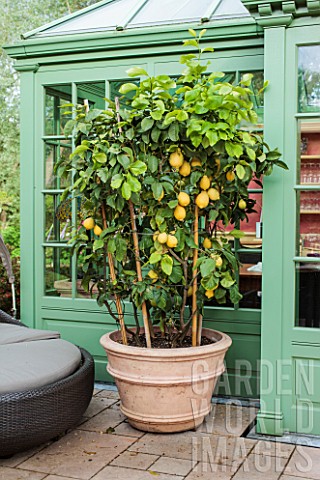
[0,324,60,345]
[0,339,81,394]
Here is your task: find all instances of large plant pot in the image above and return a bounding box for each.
[100,328,231,433]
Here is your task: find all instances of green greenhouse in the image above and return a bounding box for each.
[4,0,320,436]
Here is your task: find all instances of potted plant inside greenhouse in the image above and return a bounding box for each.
[57,30,287,433]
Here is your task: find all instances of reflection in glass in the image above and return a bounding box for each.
[45,247,71,296]
[45,140,71,189]
[45,194,72,243]
[298,45,320,113]
[296,262,320,328]
[44,85,72,135]
[298,120,320,185]
[76,245,100,299]
[240,70,264,126]
[77,82,106,109]
[298,190,320,257]
[239,252,262,309]
[239,192,263,249]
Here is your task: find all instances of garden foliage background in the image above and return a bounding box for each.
[0,0,97,314]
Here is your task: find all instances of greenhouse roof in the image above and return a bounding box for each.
[24,0,250,39]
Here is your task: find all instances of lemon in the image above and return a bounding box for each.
[238,199,247,210]
[215,256,223,268]
[179,162,191,177]
[191,158,201,167]
[166,235,178,248]
[178,192,190,207]
[174,205,186,221]
[82,217,95,230]
[205,289,215,299]
[195,191,210,209]
[187,286,193,297]
[169,149,184,168]
[203,238,212,249]
[199,175,211,190]
[148,270,159,281]
[158,232,168,244]
[93,225,102,236]
[208,188,220,201]
[226,171,235,182]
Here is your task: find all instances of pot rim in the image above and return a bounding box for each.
[100,327,232,358]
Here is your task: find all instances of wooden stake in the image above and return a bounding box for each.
[101,202,128,345]
[192,205,199,347]
[129,201,152,348]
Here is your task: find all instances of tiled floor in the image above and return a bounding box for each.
[1,388,319,480]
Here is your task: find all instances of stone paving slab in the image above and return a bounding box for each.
[2,390,320,480]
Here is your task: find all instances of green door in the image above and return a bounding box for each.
[282,25,320,435]
[31,49,265,392]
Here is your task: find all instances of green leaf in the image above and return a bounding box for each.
[169,265,183,283]
[93,239,104,252]
[117,154,130,169]
[182,39,199,48]
[129,161,147,176]
[199,29,207,38]
[229,229,245,239]
[115,237,127,262]
[93,152,107,164]
[64,119,76,137]
[246,147,256,161]
[200,258,216,278]
[126,173,141,192]
[168,123,179,142]
[148,155,159,173]
[127,67,148,77]
[230,285,243,304]
[141,117,154,132]
[150,110,163,121]
[119,83,138,94]
[240,73,253,86]
[236,164,245,180]
[121,181,132,200]
[152,182,164,200]
[150,252,162,264]
[168,200,178,208]
[219,85,232,95]
[161,255,173,276]
[188,28,197,37]
[201,47,214,53]
[111,174,124,189]
[221,272,235,289]
[274,160,289,170]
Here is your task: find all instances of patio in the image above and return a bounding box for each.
[1,387,319,480]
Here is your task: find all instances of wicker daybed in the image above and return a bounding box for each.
[0,309,94,457]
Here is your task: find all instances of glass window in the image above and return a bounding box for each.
[44,85,72,136]
[296,262,320,328]
[44,140,72,189]
[298,45,320,113]
[44,247,72,296]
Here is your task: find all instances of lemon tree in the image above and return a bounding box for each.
[57,30,287,348]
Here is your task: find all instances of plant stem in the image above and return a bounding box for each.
[192,205,199,347]
[128,200,152,348]
[101,201,128,345]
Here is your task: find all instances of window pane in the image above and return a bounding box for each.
[45,140,72,189]
[76,246,100,299]
[77,82,106,109]
[239,192,263,249]
[298,45,320,113]
[239,252,262,309]
[298,120,320,185]
[296,262,320,328]
[45,194,72,243]
[45,247,72,296]
[44,85,72,136]
[240,71,264,127]
[298,191,320,257]
[110,80,139,109]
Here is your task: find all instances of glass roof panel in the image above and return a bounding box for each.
[130,0,214,26]
[30,0,250,38]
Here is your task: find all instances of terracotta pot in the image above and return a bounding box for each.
[100,328,232,433]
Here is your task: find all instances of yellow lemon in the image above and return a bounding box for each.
[191,158,201,167]
[199,175,211,190]
[148,270,159,281]
[93,225,102,236]
[158,232,168,244]
[205,289,215,299]
[203,238,212,249]
[82,217,95,230]
[226,171,235,182]
[195,191,210,209]
[178,192,190,207]
[238,199,247,210]
[208,188,220,201]
[169,149,184,168]
[174,205,186,221]
[187,286,193,297]
[179,162,191,177]
[215,256,223,268]
[166,235,178,248]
